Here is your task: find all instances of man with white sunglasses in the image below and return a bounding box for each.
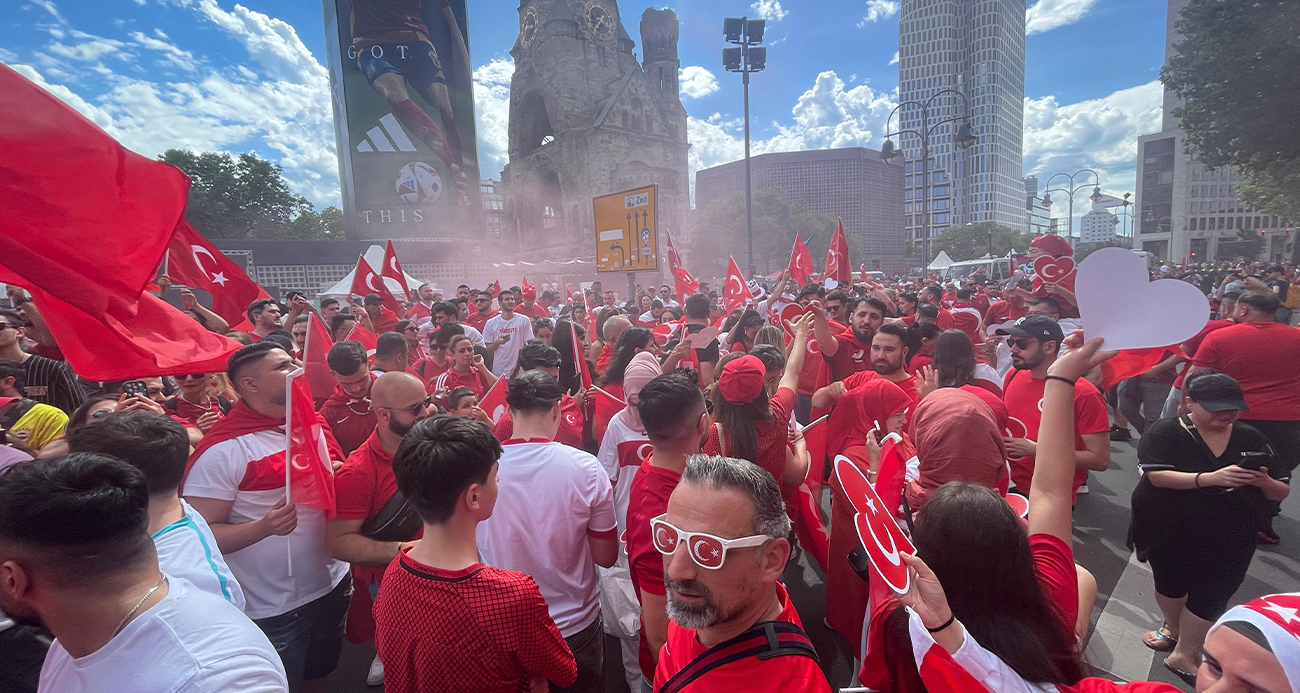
[651,455,832,693]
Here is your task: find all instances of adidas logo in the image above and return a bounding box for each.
[355,113,417,153]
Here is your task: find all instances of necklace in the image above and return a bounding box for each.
[114,574,167,635]
[346,398,373,416]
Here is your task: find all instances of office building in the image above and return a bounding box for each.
[1134,0,1291,262]
[1079,207,1119,245]
[482,179,504,240]
[694,147,906,269]
[897,0,1027,246]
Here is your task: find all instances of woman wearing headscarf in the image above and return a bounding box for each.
[594,327,655,446]
[823,376,915,647]
[906,388,1009,511]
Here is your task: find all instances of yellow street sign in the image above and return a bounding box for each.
[594,185,659,273]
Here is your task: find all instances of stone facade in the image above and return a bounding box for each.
[502,0,690,273]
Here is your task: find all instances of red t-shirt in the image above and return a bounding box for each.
[372,308,400,334]
[984,297,1027,326]
[843,370,919,407]
[1002,369,1109,494]
[626,460,682,679]
[1173,319,1233,389]
[333,432,417,535]
[464,309,497,331]
[407,302,433,324]
[906,352,933,375]
[596,343,615,375]
[1030,533,1080,633]
[1192,321,1300,419]
[517,303,550,320]
[960,383,1009,433]
[492,395,585,450]
[319,393,378,457]
[374,551,578,693]
[704,387,796,486]
[430,367,487,400]
[593,381,624,446]
[829,332,873,381]
[408,356,448,386]
[654,582,832,693]
[169,396,228,429]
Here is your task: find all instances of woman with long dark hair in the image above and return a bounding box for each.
[920,329,1008,430]
[906,321,943,374]
[725,309,765,354]
[594,327,655,445]
[860,333,1115,693]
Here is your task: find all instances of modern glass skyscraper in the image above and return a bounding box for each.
[897,0,1027,244]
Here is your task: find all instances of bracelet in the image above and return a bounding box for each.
[926,614,956,633]
[1044,375,1076,386]
[1195,472,1203,489]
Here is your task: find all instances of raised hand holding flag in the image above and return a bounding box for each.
[351,254,401,314]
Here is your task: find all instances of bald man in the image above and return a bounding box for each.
[597,314,634,375]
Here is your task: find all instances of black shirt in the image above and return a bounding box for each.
[19,355,87,415]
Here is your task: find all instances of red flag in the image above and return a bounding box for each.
[166,221,268,332]
[664,230,699,302]
[521,275,534,293]
[1099,347,1172,391]
[381,240,408,300]
[479,377,509,423]
[490,280,502,297]
[303,312,335,401]
[0,64,189,315]
[568,321,593,390]
[824,219,851,284]
[20,287,240,381]
[286,369,337,520]
[788,236,813,287]
[906,611,994,692]
[347,320,379,358]
[723,256,748,315]
[350,254,401,314]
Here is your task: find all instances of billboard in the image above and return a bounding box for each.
[594,185,659,273]
[323,0,482,240]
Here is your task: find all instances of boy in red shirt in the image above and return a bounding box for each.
[375,415,576,693]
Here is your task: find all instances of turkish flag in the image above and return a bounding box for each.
[490,280,502,297]
[166,221,267,332]
[825,219,851,285]
[665,231,699,302]
[789,236,813,287]
[0,64,189,315]
[479,377,509,423]
[346,320,379,358]
[521,275,534,293]
[1100,347,1172,391]
[350,254,401,314]
[722,256,748,315]
[303,312,335,401]
[380,240,408,300]
[286,369,337,520]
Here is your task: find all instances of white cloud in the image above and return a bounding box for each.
[687,70,897,200]
[27,0,66,24]
[472,57,513,180]
[749,0,787,22]
[46,30,130,62]
[1023,80,1163,220]
[679,66,719,99]
[889,51,899,65]
[129,29,197,71]
[859,0,899,25]
[1026,0,1100,35]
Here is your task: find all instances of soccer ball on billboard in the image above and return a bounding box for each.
[395,162,443,205]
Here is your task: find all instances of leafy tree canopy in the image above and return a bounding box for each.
[931,222,1033,262]
[688,188,838,276]
[159,149,344,240]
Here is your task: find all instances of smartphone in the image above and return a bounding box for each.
[122,380,148,398]
[1238,451,1272,470]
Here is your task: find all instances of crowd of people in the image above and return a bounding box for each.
[0,237,1298,693]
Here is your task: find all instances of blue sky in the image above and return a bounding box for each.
[3,0,1170,227]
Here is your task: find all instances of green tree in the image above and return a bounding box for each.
[688,188,839,276]
[931,222,1031,262]
[159,149,344,240]
[1232,228,1267,258]
[1162,0,1300,220]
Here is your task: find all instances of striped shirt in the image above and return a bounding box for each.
[19,354,88,414]
[152,499,246,611]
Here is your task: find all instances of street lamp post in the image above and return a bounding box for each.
[1041,169,1102,243]
[880,91,977,274]
[1117,192,1132,245]
[723,18,767,278]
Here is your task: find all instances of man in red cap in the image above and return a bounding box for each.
[516,286,549,320]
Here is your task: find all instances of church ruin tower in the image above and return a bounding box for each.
[502,1,691,271]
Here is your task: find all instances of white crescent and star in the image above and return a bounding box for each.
[190,245,228,287]
[366,273,383,293]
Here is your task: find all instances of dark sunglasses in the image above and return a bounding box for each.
[177,373,207,381]
[0,323,15,331]
[1008,338,1038,350]
[381,397,435,417]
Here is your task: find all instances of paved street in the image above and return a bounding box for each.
[329,433,1300,692]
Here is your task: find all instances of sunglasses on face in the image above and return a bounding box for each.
[649,514,774,570]
[177,373,207,381]
[0,322,17,330]
[1008,338,1037,350]
[404,326,419,333]
[381,397,435,417]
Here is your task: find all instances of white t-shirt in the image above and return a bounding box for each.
[152,499,246,611]
[183,430,349,620]
[39,577,287,693]
[757,297,795,322]
[483,312,535,376]
[460,323,486,348]
[596,412,651,537]
[476,440,617,637]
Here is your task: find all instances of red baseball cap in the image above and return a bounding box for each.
[718,355,766,405]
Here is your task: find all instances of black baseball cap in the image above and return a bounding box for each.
[363,293,383,305]
[994,315,1065,344]
[1185,372,1249,412]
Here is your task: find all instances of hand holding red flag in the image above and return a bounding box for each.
[286,369,337,521]
[478,377,509,423]
[166,221,268,332]
[351,254,401,314]
[825,219,852,284]
[789,236,813,287]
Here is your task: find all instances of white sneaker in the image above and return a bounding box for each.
[1077,484,1090,494]
[366,654,384,687]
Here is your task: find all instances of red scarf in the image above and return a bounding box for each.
[181,400,342,494]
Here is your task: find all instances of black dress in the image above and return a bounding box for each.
[1130,415,1288,618]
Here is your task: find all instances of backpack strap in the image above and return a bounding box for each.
[658,621,818,693]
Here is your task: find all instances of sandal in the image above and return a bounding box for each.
[1143,626,1178,651]
[1163,658,1197,686]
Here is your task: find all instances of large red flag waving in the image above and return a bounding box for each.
[347,320,379,358]
[722,256,748,315]
[789,236,813,287]
[664,231,699,302]
[0,65,189,315]
[825,219,851,285]
[380,241,407,299]
[166,221,268,332]
[303,313,336,401]
[350,254,401,314]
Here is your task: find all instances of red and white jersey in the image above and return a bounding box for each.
[596,412,652,536]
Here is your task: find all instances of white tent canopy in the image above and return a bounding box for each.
[928,250,955,271]
[320,244,424,298]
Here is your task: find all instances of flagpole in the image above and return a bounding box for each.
[284,370,294,578]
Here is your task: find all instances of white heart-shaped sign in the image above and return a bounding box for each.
[1076,247,1209,351]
